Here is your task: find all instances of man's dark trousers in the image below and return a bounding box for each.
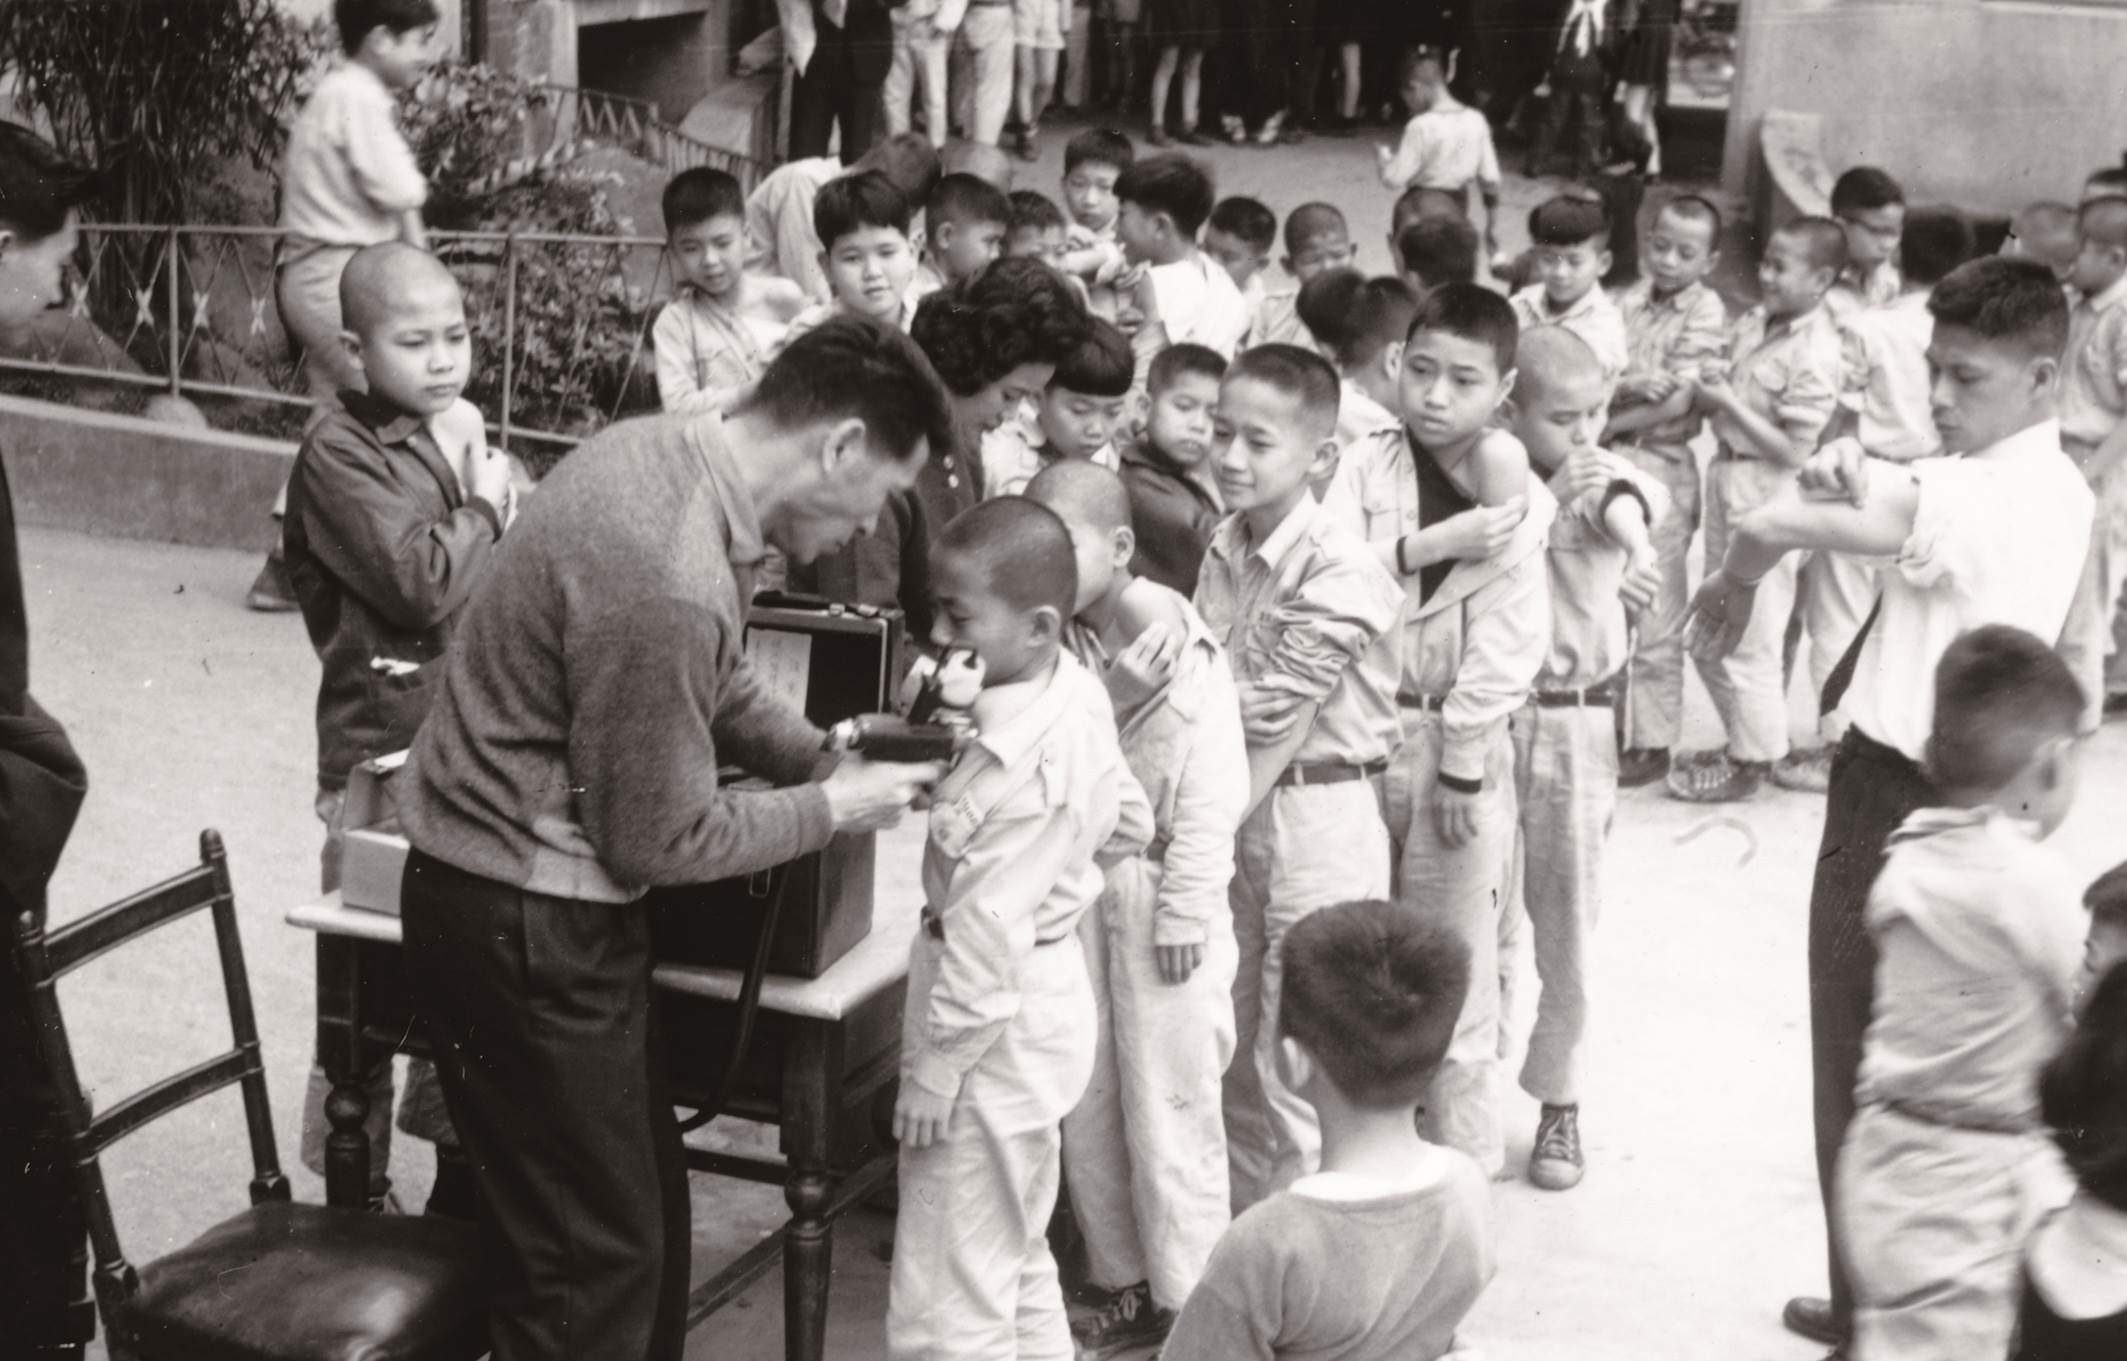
[402,850,689,1361]
[1807,728,1938,1340]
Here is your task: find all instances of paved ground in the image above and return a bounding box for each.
[31,128,2127,1360]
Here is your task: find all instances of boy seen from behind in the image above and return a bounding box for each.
[284,242,508,1216]
[886,497,1153,1361]
[915,171,1012,297]
[1030,461,1248,1360]
[1161,901,1494,1361]
[1326,284,1559,1177]
[1606,193,1727,788]
[1122,342,1227,597]
[985,317,1133,497]
[2055,194,2127,730]
[1670,217,1851,804]
[1836,626,2087,1361]
[1376,50,1502,265]
[1300,272,1421,457]
[1499,326,1664,1192]
[779,171,923,349]
[1397,216,1482,300]
[652,167,807,414]
[1116,153,1249,359]
[1511,195,1629,387]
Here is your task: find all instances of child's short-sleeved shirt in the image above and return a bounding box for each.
[1150,253,1251,360]
[1511,284,1630,388]
[2057,273,2127,456]
[1615,277,1728,447]
[1161,1152,1495,1361]
[278,63,427,251]
[652,280,807,414]
[1379,102,1502,196]
[1710,302,1844,460]
[1847,288,1941,462]
[1858,806,2085,1131]
[1193,494,1404,768]
[907,653,1151,1100]
[1538,453,1667,690]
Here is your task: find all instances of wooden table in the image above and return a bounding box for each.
[288,889,917,1361]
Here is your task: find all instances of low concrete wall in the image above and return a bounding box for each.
[2,395,292,552]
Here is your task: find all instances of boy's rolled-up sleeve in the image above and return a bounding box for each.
[1439,551,1549,784]
[1670,289,1730,383]
[1263,550,1403,703]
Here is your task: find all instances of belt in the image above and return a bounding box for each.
[1398,690,1445,712]
[923,911,1069,946]
[1531,680,1619,708]
[1877,1099,2035,1139]
[1273,758,1388,788]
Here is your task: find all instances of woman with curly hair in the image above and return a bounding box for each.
[794,255,1090,638]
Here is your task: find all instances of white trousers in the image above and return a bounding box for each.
[1385,715,1515,1176]
[1835,1104,2072,1361]
[1504,701,1618,1108]
[2058,464,2127,731]
[889,931,1096,1361]
[952,6,1017,145]
[885,18,951,145]
[1694,456,1803,764]
[1224,779,1390,1211]
[1061,858,1237,1310]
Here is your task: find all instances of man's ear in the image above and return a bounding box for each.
[819,416,868,472]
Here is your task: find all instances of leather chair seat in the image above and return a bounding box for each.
[127,1201,485,1361]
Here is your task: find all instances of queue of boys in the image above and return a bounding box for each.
[191,3,2127,1360]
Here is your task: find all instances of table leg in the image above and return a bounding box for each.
[314,934,371,1208]
[783,1158,833,1361]
[322,1073,372,1209]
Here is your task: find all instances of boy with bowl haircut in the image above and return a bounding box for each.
[1606,192,1728,787]
[652,167,808,415]
[1511,195,1629,387]
[1123,342,1227,597]
[777,171,924,350]
[1248,203,1359,353]
[1836,626,2087,1361]
[744,131,941,304]
[1161,901,1494,1361]
[913,171,1012,297]
[1500,326,1665,1192]
[886,496,1153,1361]
[1325,283,1558,1177]
[1029,460,1248,1359]
[1194,344,1404,1208]
[2055,193,2127,730]
[283,242,509,1214]
[984,317,1133,497]
[1670,216,1851,804]
[1115,153,1249,360]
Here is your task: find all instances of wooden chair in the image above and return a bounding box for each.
[9,830,486,1361]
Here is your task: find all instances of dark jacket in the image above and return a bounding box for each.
[282,391,504,790]
[1121,440,1222,600]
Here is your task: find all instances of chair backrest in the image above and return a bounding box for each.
[8,829,287,1309]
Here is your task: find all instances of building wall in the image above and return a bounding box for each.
[1723,0,2127,214]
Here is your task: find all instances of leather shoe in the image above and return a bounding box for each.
[1782,1296,1843,1346]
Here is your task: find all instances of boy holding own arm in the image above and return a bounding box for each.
[1499,326,1664,1191]
[1193,345,1405,1210]
[1029,461,1248,1359]
[1606,194,1728,788]
[1325,284,1559,1178]
[283,243,515,1214]
[887,497,1154,1361]
[1669,216,1850,804]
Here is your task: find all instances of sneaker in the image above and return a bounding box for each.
[1072,1282,1173,1359]
[1616,746,1670,789]
[1528,1103,1584,1191]
[1664,750,1766,803]
[246,550,300,612]
[1175,126,1213,147]
[1770,746,1834,793]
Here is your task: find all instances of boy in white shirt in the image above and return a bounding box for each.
[1114,153,1248,359]
[1510,195,1628,387]
[1836,625,2087,1361]
[1162,900,1494,1361]
[1376,50,1502,266]
[651,168,806,414]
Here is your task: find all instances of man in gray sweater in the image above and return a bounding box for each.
[394,317,956,1361]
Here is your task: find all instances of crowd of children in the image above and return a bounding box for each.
[172,3,2127,1358]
